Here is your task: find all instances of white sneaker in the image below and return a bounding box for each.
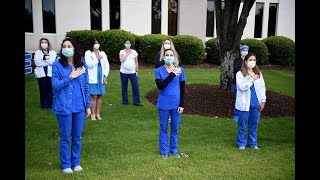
[239,146,245,150]
[62,168,73,174]
[73,165,83,172]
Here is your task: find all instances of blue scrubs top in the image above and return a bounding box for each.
[155,65,186,110]
[250,84,260,108]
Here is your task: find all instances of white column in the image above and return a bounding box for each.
[102,0,110,30]
[261,1,270,39]
[161,0,168,35]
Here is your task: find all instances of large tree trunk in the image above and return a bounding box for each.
[214,0,255,90]
[220,51,238,90]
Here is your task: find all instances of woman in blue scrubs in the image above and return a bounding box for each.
[52,37,91,173]
[235,53,266,150]
[155,48,186,159]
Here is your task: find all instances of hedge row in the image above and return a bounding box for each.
[206,36,295,66]
[66,29,294,66]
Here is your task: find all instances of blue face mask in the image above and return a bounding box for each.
[240,51,248,57]
[125,44,131,49]
[164,56,174,65]
[62,48,74,57]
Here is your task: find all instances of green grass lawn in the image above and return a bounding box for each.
[25,68,295,179]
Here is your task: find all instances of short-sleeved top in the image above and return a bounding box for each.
[155,65,186,110]
[119,49,138,74]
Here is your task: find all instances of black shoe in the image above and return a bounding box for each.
[134,103,143,106]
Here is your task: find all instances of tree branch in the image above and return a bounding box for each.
[222,0,233,49]
[214,0,222,46]
[228,0,241,50]
[233,0,256,50]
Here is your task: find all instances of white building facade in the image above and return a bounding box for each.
[25,0,295,52]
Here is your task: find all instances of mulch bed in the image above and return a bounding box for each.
[110,62,294,118]
[146,84,295,118]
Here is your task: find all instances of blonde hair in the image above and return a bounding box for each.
[38,37,52,51]
[159,38,179,66]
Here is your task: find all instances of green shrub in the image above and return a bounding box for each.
[98,29,136,64]
[173,35,205,65]
[66,30,100,52]
[205,38,221,65]
[240,38,268,65]
[138,34,170,64]
[66,29,136,64]
[262,36,295,66]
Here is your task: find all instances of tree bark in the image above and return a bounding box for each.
[214,0,256,90]
[220,51,238,90]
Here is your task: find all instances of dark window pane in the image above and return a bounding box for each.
[110,0,120,29]
[268,3,278,37]
[206,0,214,37]
[42,0,56,33]
[90,0,102,30]
[25,0,33,33]
[254,2,264,38]
[168,0,178,36]
[152,0,161,34]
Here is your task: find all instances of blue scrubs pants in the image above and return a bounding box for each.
[37,76,53,110]
[158,108,181,155]
[56,111,86,169]
[236,107,260,147]
[120,72,141,105]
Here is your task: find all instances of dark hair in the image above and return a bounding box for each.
[123,39,130,43]
[164,48,174,55]
[240,52,261,76]
[90,38,100,51]
[59,37,84,68]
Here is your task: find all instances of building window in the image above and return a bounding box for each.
[168,0,178,36]
[90,0,102,30]
[268,3,278,37]
[42,0,56,33]
[254,2,264,38]
[206,0,214,37]
[110,0,120,29]
[25,0,33,33]
[152,0,161,34]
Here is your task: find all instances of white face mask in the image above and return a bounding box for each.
[41,43,48,49]
[93,43,100,50]
[247,61,256,69]
[164,44,171,50]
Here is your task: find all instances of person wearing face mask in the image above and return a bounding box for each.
[85,38,110,120]
[232,44,249,122]
[235,53,266,150]
[51,37,91,174]
[154,38,182,123]
[155,49,186,160]
[34,37,57,110]
[119,39,142,106]
[154,38,182,68]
